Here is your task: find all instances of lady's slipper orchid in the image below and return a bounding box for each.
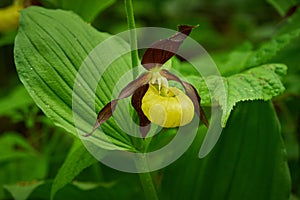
[87,25,209,138]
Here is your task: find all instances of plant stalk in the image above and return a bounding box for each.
[136,155,159,200]
[124,0,139,78]
[125,1,157,198]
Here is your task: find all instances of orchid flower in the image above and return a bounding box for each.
[86,25,209,138]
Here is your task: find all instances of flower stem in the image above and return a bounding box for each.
[136,155,159,200]
[124,0,139,78]
[124,1,157,198]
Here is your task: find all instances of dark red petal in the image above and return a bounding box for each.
[85,73,151,137]
[131,84,151,138]
[283,4,300,19]
[84,100,118,137]
[183,81,209,127]
[141,25,197,70]
[177,25,197,36]
[160,69,209,127]
[118,73,151,99]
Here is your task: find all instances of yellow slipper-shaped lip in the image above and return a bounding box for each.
[141,84,194,128]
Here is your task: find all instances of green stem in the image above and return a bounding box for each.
[124,1,156,198]
[136,155,159,200]
[124,0,139,78]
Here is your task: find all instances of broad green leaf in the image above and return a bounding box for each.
[188,63,287,127]
[3,181,44,200]
[14,7,134,151]
[46,0,115,22]
[161,101,291,200]
[51,140,98,200]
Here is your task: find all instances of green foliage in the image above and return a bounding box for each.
[51,140,97,199]
[4,181,44,200]
[0,31,17,47]
[43,0,115,22]
[0,0,299,199]
[161,101,291,200]
[212,26,300,75]
[0,86,33,116]
[0,133,48,198]
[0,133,47,180]
[15,6,141,152]
[267,0,300,16]
[14,7,108,137]
[188,64,287,126]
[12,5,295,199]
[246,28,300,68]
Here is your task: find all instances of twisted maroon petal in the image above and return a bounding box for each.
[85,73,151,136]
[131,84,151,138]
[141,25,197,70]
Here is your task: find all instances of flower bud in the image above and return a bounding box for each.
[141,84,194,127]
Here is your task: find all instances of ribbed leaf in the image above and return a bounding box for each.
[162,101,291,200]
[14,7,133,150]
[188,63,287,127]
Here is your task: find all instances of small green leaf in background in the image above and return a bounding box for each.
[0,31,17,47]
[161,101,291,200]
[210,26,300,76]
[267,0,300,16]
[72,181,116,191]
[0,133,47,179]
[4,181,44,200]
[246,28,300,68]
[0,86,33,116]
[174,19,300,78]
[188,63,287,127]
[45,0,116,22]
[51,140,98,200]
[0,133,35,161]
[216,42,253,76]
[0,133,48,198]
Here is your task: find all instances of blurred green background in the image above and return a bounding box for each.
[0,0,299,199]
